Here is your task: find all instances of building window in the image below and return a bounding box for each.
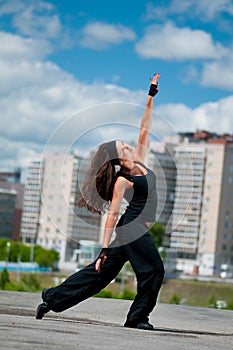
[228,176,233,184]
[223,233,228,240]
[225,222,230,229]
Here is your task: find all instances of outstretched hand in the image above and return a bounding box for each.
[148,73,160,97]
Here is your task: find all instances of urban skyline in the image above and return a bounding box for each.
[16,129,233,276]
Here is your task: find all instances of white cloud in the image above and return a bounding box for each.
[0,0,28,15]
[0,0,54,15]
[201,55,233,91]
[135,22,228,60]
[13,8,62,39]
[0,32,51,61]
[0,5,232,170]
[80,21,136,50]
[1,24,232,170]
[157,95,233,134]
[0,136,42,169]
[0,0,64,50]
[0,31,142,169]
[177,0,233,20]
[146,0,233,22]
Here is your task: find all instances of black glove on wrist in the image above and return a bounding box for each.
[148,83,158,97]
[97,247,110,261]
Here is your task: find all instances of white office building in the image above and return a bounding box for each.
[21,153,101,269]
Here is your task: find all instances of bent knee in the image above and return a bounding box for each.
[154,262,165,279]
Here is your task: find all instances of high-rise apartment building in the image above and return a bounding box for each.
[0,169,21,183]
[21,153,100,268]
[168,132,233,276]
[21,156,43,244]
[0,188,17,240]
[198,141,233,276]
[170,145,206,273]
[148,142,177,244]
[0,169,24,240]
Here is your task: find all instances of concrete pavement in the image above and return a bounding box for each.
[0,290,232,350]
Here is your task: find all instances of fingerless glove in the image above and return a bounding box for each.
[148,83,158,97]
[97,247,110,261]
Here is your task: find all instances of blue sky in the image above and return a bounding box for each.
[1,0,233,169]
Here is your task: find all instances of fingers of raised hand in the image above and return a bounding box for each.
[150,73,160,84]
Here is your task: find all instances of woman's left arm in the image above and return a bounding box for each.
[95,176,128,272]
[134,73,160,163]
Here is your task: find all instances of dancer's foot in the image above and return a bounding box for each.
[35,289,50,319]
[124,321,154,330]
[35,302,50,319]
[136,322,154,330]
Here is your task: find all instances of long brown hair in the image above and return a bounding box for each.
[76,142,119,215]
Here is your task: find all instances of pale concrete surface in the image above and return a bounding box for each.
[0,290,232,350]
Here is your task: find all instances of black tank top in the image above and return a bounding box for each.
[116,161,157,227]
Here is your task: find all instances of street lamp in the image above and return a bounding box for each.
[5,242,11,269]
[30,236,34,262]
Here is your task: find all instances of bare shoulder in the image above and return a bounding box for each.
[115,175,132,190]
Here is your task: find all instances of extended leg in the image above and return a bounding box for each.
[36,246,126,318]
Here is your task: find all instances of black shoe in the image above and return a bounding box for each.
[124,321,154,330]
[36,302,49,319]
[136,322,154,330]
[124,322,136,328]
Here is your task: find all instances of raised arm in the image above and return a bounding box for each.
[134,73,160,163]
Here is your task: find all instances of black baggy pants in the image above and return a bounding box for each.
[43,230,164,326]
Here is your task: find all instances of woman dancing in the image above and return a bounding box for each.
[36,72,164,330]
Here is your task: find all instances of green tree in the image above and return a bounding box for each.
[0,239,59,270]
[208,294,217,308]
[170,293,180,305]
[0,268,10,289]
[0,239,11,261]
[8,241,30,262]
[149,222,165,248]
[0,239,30,262]
[34,245,59,269]
[226,299,233,310]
